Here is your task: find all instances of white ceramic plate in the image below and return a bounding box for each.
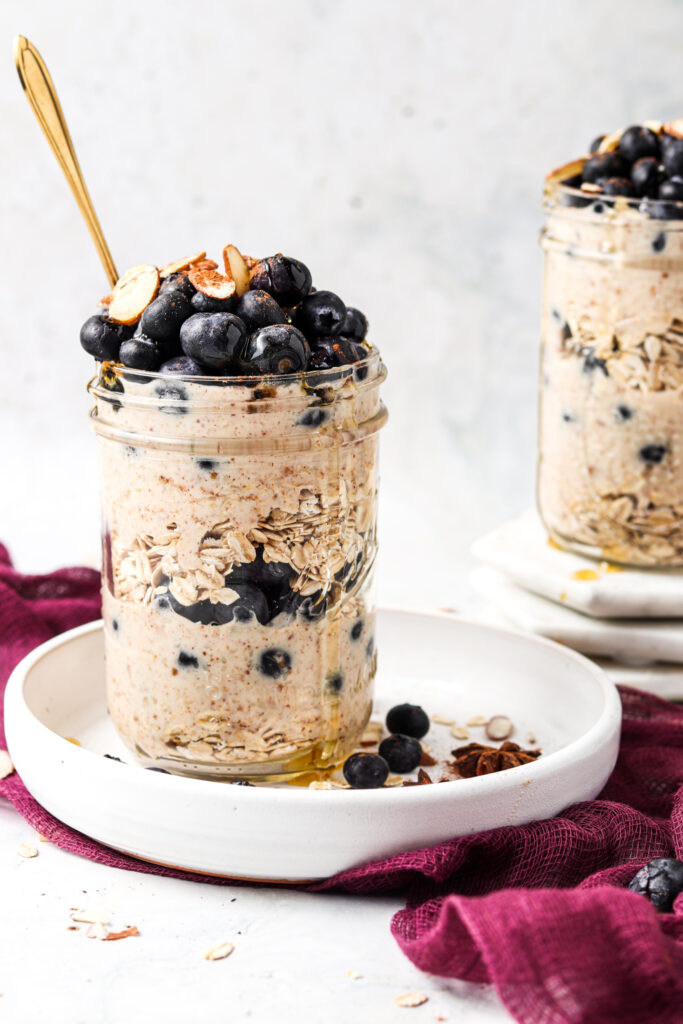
[4,611,621,882]
[473,509,683,618]
[471,565,683,663]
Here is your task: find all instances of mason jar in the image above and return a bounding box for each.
[538,176,683,567]
[88,352,387,778]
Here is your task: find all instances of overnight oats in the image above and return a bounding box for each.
[539,120,683,566]
[81,247,387,778]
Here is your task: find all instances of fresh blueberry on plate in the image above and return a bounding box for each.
[378,734,423,773]
[385,703,430,739]
[342,752,389,789]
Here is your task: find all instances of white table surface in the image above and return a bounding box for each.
[0,801,511,1024]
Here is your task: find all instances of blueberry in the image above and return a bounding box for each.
[141,292,193,346]
[119,336,165,371]
[296,291,347,339]
[562,410,577,423]
[663,137,683,177]
[177,650,199,668]
[229,584,271,624]
[169,582,269,626]
[640,443,668,464]
[342,752,389,789]
[159,272,196,300]
[236,290,286,332]
[615,404,634,421]
[385,703,430,739]
[180,312,247,371]
[258,647,292,679]
[249,254,312,307]
[659,176,683,203]
[228,552,295,621]
[631,157,662,199]
[159,355,205,375]
[588,134,605,154]
[326,672,343,694]
[195,458,217,471]
[583,348,608,376]
[618,125,660,164]
[80,314,124,361]
[241,324,310,375]
[628,858,683,913]
[298,408,328,428]
[591,201,606,215]
[153,380,188,415]
[308,337,359,370]
[191,291,236,314]
[341,307,368,341]
[378,734,422,773]
[602,177,635,198]
[366,636,375,658]
[652,232,667,252]
[582,151,627,184]
[350,619,364,640]
[291,593,328,621]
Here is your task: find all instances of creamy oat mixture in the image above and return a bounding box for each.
[83,248,387,777]
[539,121,683,566]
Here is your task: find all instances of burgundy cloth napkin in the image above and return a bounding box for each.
[2,543,683,1023]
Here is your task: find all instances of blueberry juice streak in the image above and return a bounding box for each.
[539,164,683,566]
[90,356,387,777]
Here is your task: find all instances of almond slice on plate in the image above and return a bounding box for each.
[108,265,160,324]
[188,268,236,300]
[486,715,513,741]
[222,245,250,296]
[159,252,206,278]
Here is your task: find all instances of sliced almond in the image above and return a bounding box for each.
[86,922,109,940]
[664,119,683,139]
[188,268,236,300]
[191,258,219,272]
[450,725,469,740]
[645,119,664,135]
[383,775,404,787]
[108,265,159,325]
[580,182,603,194]
[104,925,139,941]
[115,264,151,288]
[597,129,622,154]
[222,244,250,296]
[431,714,455,726]
[17,843,38,858]
[204,940,235,961]
[0,749,14,779]
[466,715,487,727]
[394,991,428,1008]
[545,156,585,187]
[486,715,513,741]
[159,252,206,278]
[71,908,110,924]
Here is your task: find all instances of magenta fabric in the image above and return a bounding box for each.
[2,544,683,1023]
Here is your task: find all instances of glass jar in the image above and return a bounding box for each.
[88,351,387,778]
[538,178,683,567]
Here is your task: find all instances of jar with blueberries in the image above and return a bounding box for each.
[89,352,387,778]
[538,128,683,567]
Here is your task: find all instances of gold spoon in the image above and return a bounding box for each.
[13,35,118,287]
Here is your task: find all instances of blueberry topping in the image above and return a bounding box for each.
[258,647,292,679]
[191,291,236,314]
[159,355,205,376]
[652,232,667,252]
[590,201,606,215]
[249,254,312,307]
[236,290,286,332]
[119,336,165,371]
[80,314,124,361]
[659,176,683,203]
[618,125,660,164]
[241,324,310,375]
[298,408,328,428]
[628,858,683,913]
[308,336,359,370]
[326,672,343,694]
[296,291,347,339]
[582,348,608,376]
[588,135,605,154]
[602,177,635,198]
[663,137,683,177]
[378,734,423,773]
[180,312,247,371]
[177,650,199,668]
[140,291,193,346]
[341,307,368,341]
[385,703,430,739]
[615,404,634,421]
[342,752,389,789]
[159,272,196,300]
[640,443,668,464]
[631,157,662,199]
[582,151,627,185]
[350,619,364,641]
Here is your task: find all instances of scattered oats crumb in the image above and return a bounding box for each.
[330,779,351,789]
[450,725,469,740]
[105,926,139,941]
[466,715,487,727]
[204,940,235,961]
[17,843,38,859]
[346,969,363,980]
[431,714,455,726]
[86,922,109,940]
[66,925,79,932]
[0,749,14,780]
[384,775,404,787]
[65,737,81,746]
[309,780,333,790]
[70,909,109,925]
[394,991,429,1008]
[528,736,537,745]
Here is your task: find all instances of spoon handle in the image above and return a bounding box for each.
[14,35,119,287]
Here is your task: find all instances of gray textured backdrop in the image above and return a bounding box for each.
[2,0,682,608]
